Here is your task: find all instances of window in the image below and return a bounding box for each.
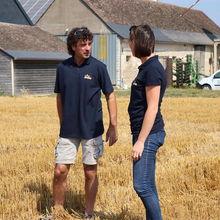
[213,72,220,79]
[126,55,131,62]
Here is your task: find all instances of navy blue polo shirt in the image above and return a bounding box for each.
[128,55,167,135]
[54,56,113,139]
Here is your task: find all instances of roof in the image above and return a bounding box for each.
[0,0,33,25]
[107,23,216,45]
[81,0,220,35]
[17,0,54,24]
[2,50,70,61]
[0,22,67,53]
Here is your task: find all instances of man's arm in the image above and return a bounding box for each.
[105,92,118,146]
[56,93,63,126]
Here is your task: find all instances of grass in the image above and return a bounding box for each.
[164,87,220,98]
[0,96,220,219]
[114,87,220,98]
[1,87,220,98]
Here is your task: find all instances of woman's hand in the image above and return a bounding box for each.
[131,140,144,161]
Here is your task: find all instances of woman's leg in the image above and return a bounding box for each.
[133,131,165,220]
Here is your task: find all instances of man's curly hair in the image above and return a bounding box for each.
[67,27,93,56]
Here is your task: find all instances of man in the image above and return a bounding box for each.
[53,27,118,219]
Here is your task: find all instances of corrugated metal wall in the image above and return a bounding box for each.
[0,51,12,94]
[92,34,117,84]
[116,37,121,87]
[14,61,59,95]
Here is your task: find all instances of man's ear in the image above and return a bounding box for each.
[72,44,76,52]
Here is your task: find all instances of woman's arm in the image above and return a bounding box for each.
[131,85,160,160]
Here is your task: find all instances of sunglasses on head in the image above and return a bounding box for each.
[73,28,85,35]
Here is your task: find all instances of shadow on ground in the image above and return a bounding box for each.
[23,182,142,220]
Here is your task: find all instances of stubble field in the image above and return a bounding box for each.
[0,94,220,220]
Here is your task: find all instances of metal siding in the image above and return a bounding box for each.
[116,37,121,87]
[92,34,117,84]
[0,51,12,94]
[108,34,117,84]
[14,61,59,95]
[92,35,99,59]
[18,0,54,24]
[4,50,70,61]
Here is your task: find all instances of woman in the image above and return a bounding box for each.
[128,25,167,220]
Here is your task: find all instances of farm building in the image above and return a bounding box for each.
[0,22,69,95]
[18,0,220,88]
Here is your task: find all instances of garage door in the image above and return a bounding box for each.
[14,61,59,95]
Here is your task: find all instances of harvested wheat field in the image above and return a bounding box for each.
[0,94,220,220]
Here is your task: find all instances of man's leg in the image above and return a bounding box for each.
[83,164,98,215]
[53,137,80,207]
[53,164,70,206]
[81,136,103,216]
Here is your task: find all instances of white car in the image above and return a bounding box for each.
[197,70,220,90]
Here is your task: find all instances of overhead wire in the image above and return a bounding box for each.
[179,0,202,17]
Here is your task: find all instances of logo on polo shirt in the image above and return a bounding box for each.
[132,80,138,86]
[133,82,137,86]
[84,74,92,80]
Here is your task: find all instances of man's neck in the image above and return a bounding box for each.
[74,56,85,66]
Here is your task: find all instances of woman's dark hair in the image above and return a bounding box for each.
[67,27,93,56]
[129,24,155,58]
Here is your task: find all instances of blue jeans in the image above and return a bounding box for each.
[133,129,166,220]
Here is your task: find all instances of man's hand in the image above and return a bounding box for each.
[106,125,118,146]
[131,140,144,161]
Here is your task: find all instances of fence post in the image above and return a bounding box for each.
[165,58,173,87]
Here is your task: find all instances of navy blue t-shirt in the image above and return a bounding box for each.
[128,55,167,135]
[54,56,113,139]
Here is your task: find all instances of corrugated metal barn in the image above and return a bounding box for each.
[0,22,68,95]
[0,50,69,95]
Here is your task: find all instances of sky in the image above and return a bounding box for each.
[159,0,220,27]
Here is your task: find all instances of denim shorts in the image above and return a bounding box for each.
[55,135,104,165]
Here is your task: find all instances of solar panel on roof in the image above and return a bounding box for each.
[19,0,28,5]
[17,0,54,24]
